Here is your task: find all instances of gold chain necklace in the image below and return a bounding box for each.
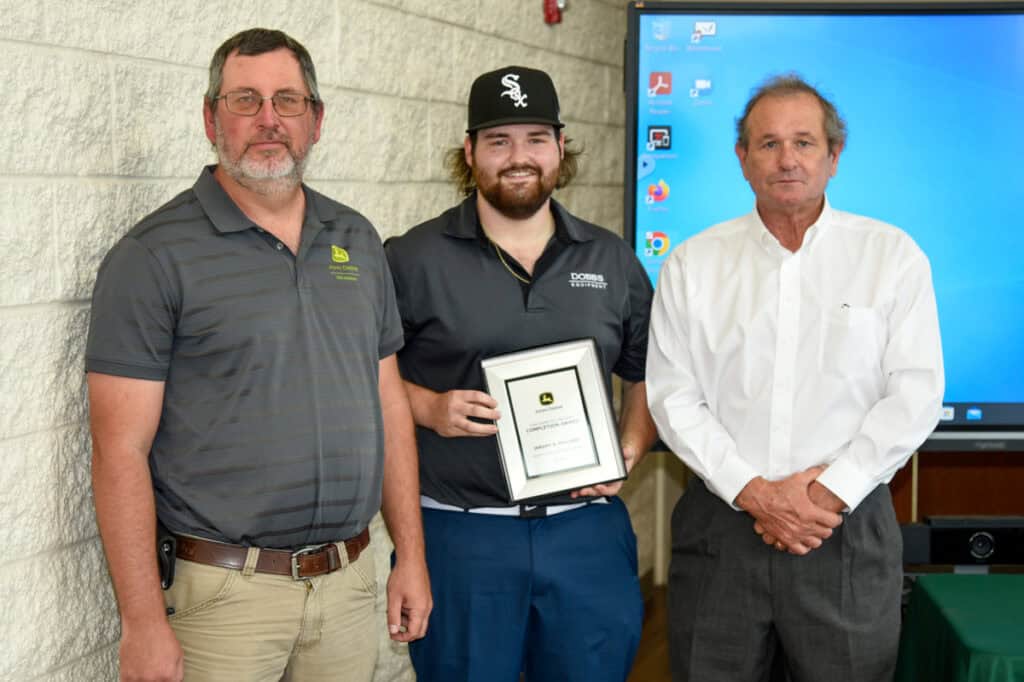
[490,240,531,285]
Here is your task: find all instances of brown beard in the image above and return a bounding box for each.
[475,163,558,220]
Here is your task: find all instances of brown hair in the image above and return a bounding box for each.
[444,131,583,196]
[206,28,322,114]
[736,73,846,153]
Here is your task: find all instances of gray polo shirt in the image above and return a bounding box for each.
[86,166,403,549]
[386,195,652,508]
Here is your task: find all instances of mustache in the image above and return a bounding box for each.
[246,132,291,147]
[499,164,542,177]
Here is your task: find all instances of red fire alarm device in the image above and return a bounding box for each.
[544,0,562,25]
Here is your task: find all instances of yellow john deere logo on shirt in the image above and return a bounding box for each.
[328,245,359,282]
[539,392,554,406]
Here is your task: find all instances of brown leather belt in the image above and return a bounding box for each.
[175,528,370,580]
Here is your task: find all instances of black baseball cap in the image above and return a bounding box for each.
[467,66,564,133]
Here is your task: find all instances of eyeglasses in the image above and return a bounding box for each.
[213,90,317,117]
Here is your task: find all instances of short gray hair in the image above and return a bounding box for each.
[206,28,321,111]
[736,73,846,153]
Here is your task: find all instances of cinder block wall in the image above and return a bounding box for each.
[0,1,655,679]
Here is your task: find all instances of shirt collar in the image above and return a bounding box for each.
[442,192,595,245]
[749,196,834,252]
[193,165,331,234]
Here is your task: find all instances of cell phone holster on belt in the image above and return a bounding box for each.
[156,521,177,590]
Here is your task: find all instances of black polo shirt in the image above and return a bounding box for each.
[385,194,652,508]
[86,166,403,549]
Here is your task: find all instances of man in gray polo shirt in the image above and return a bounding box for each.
[86,28,430,682]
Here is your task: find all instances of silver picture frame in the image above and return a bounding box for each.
[481,338,626,502]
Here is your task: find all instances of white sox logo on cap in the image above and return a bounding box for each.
[466,65,562,132]
[500,73,528,109]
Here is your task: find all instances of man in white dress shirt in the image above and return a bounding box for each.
[646,74,944,682]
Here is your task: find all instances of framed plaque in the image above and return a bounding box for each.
[481,339,625,502]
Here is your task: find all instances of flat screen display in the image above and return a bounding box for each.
[625,2,1024,449]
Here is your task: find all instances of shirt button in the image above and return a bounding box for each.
[275,242,284,251]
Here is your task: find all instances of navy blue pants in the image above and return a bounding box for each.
[409,497,644,682]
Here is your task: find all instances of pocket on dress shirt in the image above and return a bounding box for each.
[820,305,883,378]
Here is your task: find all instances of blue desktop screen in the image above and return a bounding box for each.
[630,8,1024,429]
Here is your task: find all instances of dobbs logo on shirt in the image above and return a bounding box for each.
[568,272,607,290]
[328,244,360,282]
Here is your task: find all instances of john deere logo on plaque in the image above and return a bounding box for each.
[539,392,554,405]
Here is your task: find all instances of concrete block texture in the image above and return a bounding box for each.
[0,0,256,67]
[0,539,118,679]
[3,48,115,176]
[0,1,632,679]
[46,646,119,682]
[0,182,60,306]
[0,305,90,439]
[0,425,97,559]
[379,0,482,26]
[313,89,434,183]
[339,2,462,102]
[112,62,210,177]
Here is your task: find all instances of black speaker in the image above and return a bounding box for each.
[926,516,1024,565]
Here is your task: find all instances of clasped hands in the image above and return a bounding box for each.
[734,466,846,556]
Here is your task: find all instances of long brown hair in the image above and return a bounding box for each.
[444,131,583,196]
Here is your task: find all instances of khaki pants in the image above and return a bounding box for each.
[163,544,379,682]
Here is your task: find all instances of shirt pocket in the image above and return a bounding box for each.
[820,305,883,378]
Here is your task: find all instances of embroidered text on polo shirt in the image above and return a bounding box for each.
[329,244,360,282]
[569,272,607,289]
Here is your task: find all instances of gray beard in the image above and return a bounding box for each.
[214,122,312,196]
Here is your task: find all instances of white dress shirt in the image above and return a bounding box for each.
[647,200,944,511]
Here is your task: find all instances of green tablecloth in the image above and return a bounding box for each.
[896,575,1024,682]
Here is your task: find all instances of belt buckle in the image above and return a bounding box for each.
[290,543,328,580]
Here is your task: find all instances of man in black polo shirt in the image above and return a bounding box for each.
[86,29,430,682]
[385,66,658,682]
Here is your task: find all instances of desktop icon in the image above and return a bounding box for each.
[645,231,671,257]
[691,20,716,43]
[652,19,671,41]
[646,179,669,203]
[648,72,672,97]
[966,407,983,421]
[941,406,955,421]
[694,21,717,36]
[690,78,713,98]
[646,126,671,151]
